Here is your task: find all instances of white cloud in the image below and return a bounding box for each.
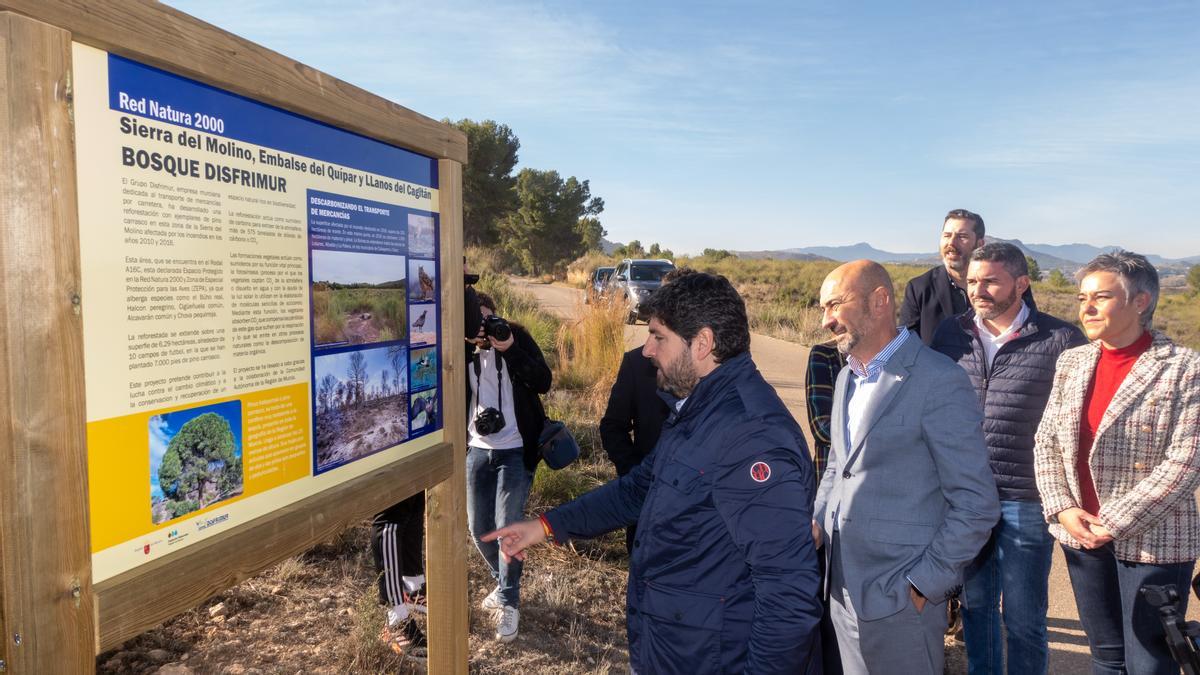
[149,415,171,467]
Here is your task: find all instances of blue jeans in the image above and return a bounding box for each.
[1061,543,1194,675]
[962,500,1054,674]
[466,446,533,608]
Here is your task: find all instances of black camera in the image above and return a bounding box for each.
[1142,579,1200,675]
[483,314,512,341]
[473,406,506,435]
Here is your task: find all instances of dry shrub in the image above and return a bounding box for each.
[566,252,619,288]
[338,585,418,673]
[749,302,827,345]
[268,555,309,584]
[553,296,625,404]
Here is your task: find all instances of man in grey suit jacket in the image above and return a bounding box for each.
[812,261,1000,674]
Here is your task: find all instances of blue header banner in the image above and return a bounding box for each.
[107,54,438,188]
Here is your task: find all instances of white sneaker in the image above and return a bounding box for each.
[481,586,503,611]
[494,605,519,642]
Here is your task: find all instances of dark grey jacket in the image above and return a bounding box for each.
[931,308,1086,501]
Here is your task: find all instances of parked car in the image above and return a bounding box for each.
[608,259,675,323]
[585,266,615,304]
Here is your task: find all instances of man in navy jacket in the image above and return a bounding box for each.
[485,272,822,674]
[931,243,1085,673]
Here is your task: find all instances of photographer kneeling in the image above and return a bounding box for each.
[466,292,552,643]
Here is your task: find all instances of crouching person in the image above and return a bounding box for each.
[466,293,552,642]
[484,273,822,674]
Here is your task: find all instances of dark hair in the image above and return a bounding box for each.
[476,292,497,313]
[1076,250,1159,328]
[661,267,697,284]
[944,209,985,239]
[642,272,749,363]
[970,242,1028,278]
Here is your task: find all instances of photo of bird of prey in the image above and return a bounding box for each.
[408,259,438,303]
[412,309,428,330]
[417,266,435,300]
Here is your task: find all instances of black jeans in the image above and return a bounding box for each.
[1061,543,1194,675]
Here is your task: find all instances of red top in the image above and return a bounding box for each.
[1077,331,1153,514]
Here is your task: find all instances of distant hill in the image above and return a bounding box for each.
[749,242,935,264]
[988,238,1079,272]
[745,238,1198,275]
[734,250,834,262]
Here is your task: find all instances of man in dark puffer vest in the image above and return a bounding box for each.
[932,242,1085,674]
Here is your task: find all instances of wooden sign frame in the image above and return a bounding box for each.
[0,1,469,672]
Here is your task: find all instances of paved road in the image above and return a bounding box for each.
[513,277,1197,674]
[510,277,815,452]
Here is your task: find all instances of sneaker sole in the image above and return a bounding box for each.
[495,630,518,643]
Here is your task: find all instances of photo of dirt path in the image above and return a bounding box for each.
[311,249,408,348]
[312,285,406,346]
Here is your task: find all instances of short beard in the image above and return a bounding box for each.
[834,330,860,356]
[975,288,1018,321]
[943,254,968,274]
[656,350,699,399]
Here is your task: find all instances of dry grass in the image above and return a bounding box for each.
[566,252,619,288]
[553,296,626,395]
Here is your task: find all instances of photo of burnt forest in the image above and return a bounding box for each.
[311,249,407,348]
[313,345,409,472]
[150,400,244,525]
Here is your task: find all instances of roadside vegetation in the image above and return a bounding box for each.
[569,250,1200,350]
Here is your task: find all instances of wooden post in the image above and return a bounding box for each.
[426,158,468,673]
[0,12,96,673]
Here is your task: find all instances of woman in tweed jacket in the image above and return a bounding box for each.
[1034,251,1200,675]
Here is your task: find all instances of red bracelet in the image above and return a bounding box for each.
[538,514,555,543]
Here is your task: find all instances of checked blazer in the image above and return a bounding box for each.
[1034,331,1200,564]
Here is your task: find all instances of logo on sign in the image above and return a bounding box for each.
[750,461,771,482]
[143,544,151,555]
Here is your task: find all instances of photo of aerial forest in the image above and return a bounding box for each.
[311,249,407,348]
[150,400,244,525]
[313,345,409,472]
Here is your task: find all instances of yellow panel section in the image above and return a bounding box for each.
[88,383,310,552]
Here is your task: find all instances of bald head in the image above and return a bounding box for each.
[819,260,899,360]
[831,260,894,304]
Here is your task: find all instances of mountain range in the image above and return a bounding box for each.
[739,239,1200,273]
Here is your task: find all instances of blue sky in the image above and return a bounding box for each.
[314,345,408,393]
[165,1,1199,257]
[311,249,405,285]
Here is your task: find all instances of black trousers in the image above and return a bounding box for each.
[371,493,425,606]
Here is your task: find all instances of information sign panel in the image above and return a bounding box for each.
[72,44,445,583]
